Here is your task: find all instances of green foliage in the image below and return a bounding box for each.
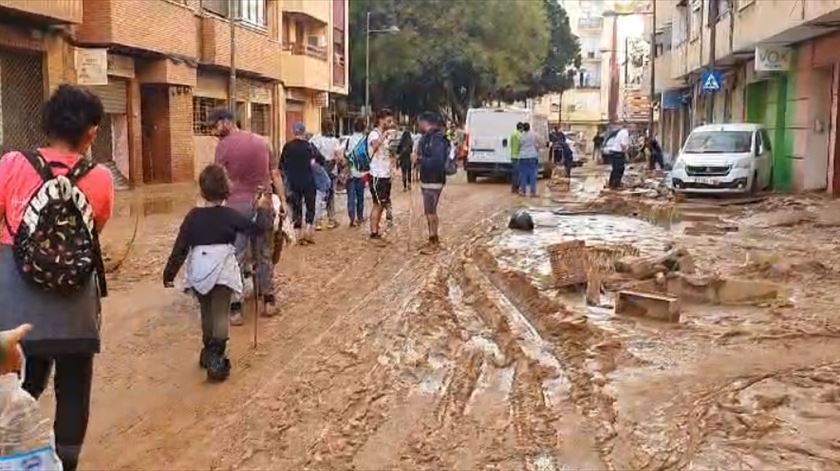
[349,0,578,123]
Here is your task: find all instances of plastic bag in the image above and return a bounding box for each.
[0,373,62,470]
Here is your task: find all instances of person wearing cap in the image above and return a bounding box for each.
[279,122,322,245]
[210,108,279,325]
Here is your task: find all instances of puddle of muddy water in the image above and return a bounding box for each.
[492,210,671,288]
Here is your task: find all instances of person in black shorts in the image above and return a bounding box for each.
[415,111,450,252]
[367,109,396,242]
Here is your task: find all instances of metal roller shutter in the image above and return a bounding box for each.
[87,79,127,114]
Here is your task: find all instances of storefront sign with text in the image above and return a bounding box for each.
[755,45,791,72]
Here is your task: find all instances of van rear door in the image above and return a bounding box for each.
[467,110,527,164]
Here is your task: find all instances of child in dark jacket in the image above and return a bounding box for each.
[163,164,272,382]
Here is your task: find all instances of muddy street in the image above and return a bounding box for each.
[73,170,840,470]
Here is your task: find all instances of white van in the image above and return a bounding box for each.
[464,108,551,183]
[671,123,773,194]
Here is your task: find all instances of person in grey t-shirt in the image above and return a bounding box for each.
[517,122,542,197]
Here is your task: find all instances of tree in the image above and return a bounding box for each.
[498,0,581,102]
[349,0,571,123]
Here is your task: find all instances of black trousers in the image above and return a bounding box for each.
[649,152,665,170]
[609,152,626,188]
[400,158,412,189]
[23,353,94,471]
[289,185,316,228]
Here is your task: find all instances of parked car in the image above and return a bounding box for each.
[670,123,773,194]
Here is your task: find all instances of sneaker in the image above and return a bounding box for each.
[326,219,339,229]
[261,295,278,318]
[206,356,231,382]
[230,312,244,326]
[315,223,324,231]
[349,220,358,228]
[370,233,388,247]
[205,339,231,382]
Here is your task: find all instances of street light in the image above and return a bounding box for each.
[365,12,400,127]
[603,5,657,137]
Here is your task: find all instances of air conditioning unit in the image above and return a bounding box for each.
[307,35,327,47]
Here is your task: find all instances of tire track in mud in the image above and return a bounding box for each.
[85,183,512,470]
[469,246,627,470]
[634,357,840,470]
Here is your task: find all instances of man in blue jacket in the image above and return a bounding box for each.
[415,111,450,253]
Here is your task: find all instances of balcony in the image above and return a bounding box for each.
[283,42,327,61]
[577,16,603,31]
[281,45,330,91]
[0,0,82,23]
[77,0,197,58]
[282,0,330,25]
[200,15,283,80]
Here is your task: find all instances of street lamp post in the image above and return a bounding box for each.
[364,12,399,127]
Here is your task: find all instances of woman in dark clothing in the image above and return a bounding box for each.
[397,129,414,191]
[0,85,115,471]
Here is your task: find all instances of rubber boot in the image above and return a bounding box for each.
[199,336,211,369]
[206,339,231,382]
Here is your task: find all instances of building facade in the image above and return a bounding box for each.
[653,0,840,193]
[536,0,610,149]
[0,0,348,187]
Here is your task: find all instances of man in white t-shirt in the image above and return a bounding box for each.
[367,109,396,242]
[606,123,630,189]
[310,122,341,229]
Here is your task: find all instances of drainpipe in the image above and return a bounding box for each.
[649,0,657,137]
[706,0,717,123]
[228,0,237,122]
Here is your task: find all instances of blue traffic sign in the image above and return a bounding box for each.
[701,69,724,93]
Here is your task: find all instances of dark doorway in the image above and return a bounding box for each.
[140,85,172,183]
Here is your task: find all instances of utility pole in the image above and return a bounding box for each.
[228,0,237,122]
[706,0,717,123]
[624,36,629,87]
[365,11,371,128]
[649,0,656,137]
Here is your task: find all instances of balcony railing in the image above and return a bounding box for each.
[283,42,328,61]
[578,16,604,30]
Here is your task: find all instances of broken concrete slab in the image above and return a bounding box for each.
[632,274,786,306]
[615,290,681,322]
[741,209,814,228]
[684,222,739,236]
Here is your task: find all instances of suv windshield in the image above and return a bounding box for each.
[683,131,752,154]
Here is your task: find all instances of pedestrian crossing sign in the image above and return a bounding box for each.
[701,70,723,93]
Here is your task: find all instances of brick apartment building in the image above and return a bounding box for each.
[0,0,349,186]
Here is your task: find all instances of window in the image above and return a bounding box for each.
[202,0,229,17]
[683,131,752,153]
[708,0,730,24]
[235,0,265,27]
[193,97,227,135]
[690,0,702,42]
[251,103,270,136]
[760,129,772,152]
[203,0,265,27]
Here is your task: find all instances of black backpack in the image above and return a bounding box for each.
[9,151,107,296]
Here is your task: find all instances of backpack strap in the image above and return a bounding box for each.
[20,150,54,183]
[68,158,96,185]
